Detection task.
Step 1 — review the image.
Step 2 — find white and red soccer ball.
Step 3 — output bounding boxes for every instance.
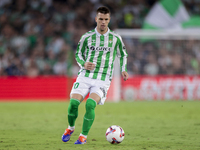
[105,125,125,144]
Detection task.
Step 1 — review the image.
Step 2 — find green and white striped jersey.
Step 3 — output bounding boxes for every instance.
[76,28,128,82]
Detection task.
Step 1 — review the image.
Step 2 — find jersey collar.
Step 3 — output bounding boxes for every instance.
[95,27,110,37]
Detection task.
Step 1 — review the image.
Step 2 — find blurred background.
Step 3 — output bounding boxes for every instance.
[0,0,200,101]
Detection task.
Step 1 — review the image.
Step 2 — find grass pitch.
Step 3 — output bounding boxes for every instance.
[0,101,200,150]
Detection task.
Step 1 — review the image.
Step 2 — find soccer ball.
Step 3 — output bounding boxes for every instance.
[105,125,125,144]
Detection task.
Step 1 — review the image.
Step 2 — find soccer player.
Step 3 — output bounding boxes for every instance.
[61,6,129,144]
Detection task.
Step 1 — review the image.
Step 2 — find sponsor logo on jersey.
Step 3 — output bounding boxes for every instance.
[89,46,111,51]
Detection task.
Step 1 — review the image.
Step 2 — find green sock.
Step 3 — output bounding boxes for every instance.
[82,98,97,136]
[68,98,80,127]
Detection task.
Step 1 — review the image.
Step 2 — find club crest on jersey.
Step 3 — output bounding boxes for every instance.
[89,46,111,52]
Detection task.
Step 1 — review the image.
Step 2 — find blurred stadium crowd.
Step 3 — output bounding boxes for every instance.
[125,39,200,76]
[0,0,200,76]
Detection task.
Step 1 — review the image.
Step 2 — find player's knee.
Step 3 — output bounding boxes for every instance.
[85,98,96,110]
[68,99,80,112]
[71,93,83,100]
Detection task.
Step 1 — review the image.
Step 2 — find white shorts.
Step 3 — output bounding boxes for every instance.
[70,76,111,105]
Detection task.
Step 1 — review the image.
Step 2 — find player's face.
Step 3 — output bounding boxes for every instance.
[95,12,110,34]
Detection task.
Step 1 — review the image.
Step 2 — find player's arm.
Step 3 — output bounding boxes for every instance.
[75,36,95,71]
[75,36,87,68]
[116,37,129,81]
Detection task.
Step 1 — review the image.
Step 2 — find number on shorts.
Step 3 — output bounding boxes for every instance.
[74,82,79,89]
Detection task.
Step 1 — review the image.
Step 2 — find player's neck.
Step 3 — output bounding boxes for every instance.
[97,28,108,35]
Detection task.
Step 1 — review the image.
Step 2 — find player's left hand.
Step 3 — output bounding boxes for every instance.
[122,71,129,81]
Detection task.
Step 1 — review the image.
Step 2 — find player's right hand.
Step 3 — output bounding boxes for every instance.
[84,62,96,70]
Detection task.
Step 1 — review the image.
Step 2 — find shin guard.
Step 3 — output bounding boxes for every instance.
[82,98,97,136]
[68,98,80,127]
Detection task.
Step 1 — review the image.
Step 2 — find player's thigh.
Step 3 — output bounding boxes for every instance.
[71,93,83,101]
[90,80,110,105]
[88,93,101,104]
[70,77,90,101]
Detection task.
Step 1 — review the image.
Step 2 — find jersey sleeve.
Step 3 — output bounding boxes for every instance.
[116,36,128,72]
[75,35,87,68]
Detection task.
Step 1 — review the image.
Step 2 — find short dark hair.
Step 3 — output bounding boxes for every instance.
[96,6,111,15]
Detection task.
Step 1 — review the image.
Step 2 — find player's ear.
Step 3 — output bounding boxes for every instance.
[95,16,97,23]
